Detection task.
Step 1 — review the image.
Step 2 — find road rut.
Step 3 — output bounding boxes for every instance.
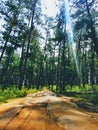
[0,90,98,130]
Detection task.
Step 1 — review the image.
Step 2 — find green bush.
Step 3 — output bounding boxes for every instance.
[75,92,98,105]
[89,93,98,104]
[0,87,39,103]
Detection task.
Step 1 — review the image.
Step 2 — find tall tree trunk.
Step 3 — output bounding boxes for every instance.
[56,42,61,91]
[61,39,66,91]
[85,0,98,57]
[2,52,12,90]
[0,27,12,62]
[90,43,95,90]
[18,0,38,89]
[18,38,25,89]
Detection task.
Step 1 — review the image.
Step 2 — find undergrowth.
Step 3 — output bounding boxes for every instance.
[75,92,98,105]
[66,85,98,105]
[0,87,38,103]
[49,84,98,105]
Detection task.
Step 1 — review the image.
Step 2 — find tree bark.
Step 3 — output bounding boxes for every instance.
[18,0,38,90]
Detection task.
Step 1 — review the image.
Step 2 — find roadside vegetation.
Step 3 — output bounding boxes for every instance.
[68,85,98,105]
[0,86,38,103]
[50,85,98,105]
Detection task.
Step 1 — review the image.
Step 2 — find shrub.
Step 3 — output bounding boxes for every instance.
[0,87,39,103]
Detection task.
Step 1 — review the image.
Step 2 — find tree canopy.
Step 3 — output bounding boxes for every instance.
[0,0,98,91]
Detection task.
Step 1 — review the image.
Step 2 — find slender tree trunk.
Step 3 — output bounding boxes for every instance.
[56,43,61,92]
[85,0,96,89]
[61,39,66,91]
[18,39,25,89]
[90,43,95,90]
[85,0,98,57]
[0,27,12,62]
[18,0,37,89]
[2,52,12,90]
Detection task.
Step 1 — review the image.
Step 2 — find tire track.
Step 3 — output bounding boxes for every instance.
[0,105,24,130]
[0,90,98,130]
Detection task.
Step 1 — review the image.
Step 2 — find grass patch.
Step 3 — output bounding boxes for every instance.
[66,84,94,92]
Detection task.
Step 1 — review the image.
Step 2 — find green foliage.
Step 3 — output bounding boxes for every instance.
[49,85,57,91]
[66,84,95,92]
[67,85,98,104]
[0,87,38,103]
[75,92,98,105]
[49,85,98,105]
[0,0,98,92]
[89,93,98,104]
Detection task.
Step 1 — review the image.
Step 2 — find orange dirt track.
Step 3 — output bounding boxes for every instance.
[0,90,98,130]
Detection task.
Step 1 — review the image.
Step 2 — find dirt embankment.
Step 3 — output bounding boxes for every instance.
[0,90,98,130]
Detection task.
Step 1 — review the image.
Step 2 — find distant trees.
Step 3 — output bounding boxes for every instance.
[71,0,98,88]
[0,0,98,91]
[0,0,42,89]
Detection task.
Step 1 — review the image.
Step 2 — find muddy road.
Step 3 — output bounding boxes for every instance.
[0,90,98,130]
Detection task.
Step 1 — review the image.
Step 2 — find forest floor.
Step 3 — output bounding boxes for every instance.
[0,89,98,130]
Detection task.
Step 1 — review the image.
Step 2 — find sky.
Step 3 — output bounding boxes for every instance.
[0,0,58,30]
[41,0,58,17]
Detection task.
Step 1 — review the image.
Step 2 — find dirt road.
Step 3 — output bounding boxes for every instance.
[0,90,98,130]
